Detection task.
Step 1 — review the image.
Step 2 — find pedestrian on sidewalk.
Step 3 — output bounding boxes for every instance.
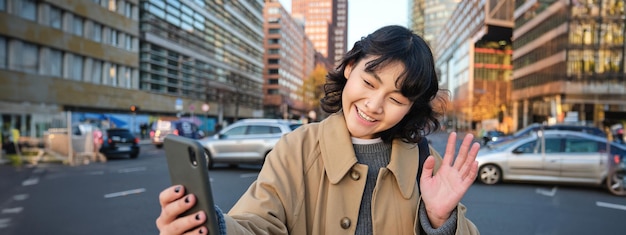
[156,25,480,235]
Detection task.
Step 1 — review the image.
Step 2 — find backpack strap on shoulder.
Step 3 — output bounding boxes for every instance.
[416,137,430,187]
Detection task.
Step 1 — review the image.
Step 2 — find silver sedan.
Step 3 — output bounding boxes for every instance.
[476,130,626,196]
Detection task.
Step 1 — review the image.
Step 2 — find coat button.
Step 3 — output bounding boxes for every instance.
[350,170,360,180]
[340,217,351,229]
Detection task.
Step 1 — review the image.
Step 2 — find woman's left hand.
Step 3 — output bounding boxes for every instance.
[419,132,479,228]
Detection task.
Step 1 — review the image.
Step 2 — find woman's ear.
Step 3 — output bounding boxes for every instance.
[343,62,354,80]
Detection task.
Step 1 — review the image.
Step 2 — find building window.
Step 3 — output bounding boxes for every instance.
[268,69,279,74]
[268,59,279,64]
[109,64,117,86]
[73,15,83,36]
[125,34,132,50]
[110,29,117,46]
[108,0,116,12]
[18,42,39,73]
[92,22,102,42]
[92,59,102,84]
[47,48,63,76]
[0,0,5,11]
[20,0,37,21]
[124,67,132,88]
[49,6,62,29]
[268,39,280,44]
[269,28,280,34]
[124,2,132,18]
[70,54,83,80]
[0,37,5,69]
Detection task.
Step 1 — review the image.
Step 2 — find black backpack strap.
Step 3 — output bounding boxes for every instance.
[416,137,430,187]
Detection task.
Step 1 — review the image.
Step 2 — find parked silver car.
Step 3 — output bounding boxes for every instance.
[476,130,626,196]
[198,119,302,168]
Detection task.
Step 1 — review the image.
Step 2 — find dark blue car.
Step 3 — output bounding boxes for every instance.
[100,128,140,159]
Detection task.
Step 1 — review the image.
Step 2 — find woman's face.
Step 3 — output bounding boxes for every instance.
[342,57,412,139]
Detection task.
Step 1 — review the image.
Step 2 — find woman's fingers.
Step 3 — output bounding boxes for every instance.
[159,185,185,207]
[458,142,480,179]
[442,132,458,166]
[453,134,475,171]
[156,186,205,234]
[159,210,207,235]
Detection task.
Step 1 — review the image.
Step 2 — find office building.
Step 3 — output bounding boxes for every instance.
[292,0,347,67]
[512,0,626,129]
[140,0,266,125]
[410,0,460,49]
[0,0,140,138]
[263,0,316,119]
[434,0,515,132]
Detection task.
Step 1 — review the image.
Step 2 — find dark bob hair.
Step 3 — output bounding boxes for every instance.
[320,25,445,143]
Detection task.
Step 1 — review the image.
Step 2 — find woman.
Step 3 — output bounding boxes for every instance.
[157,25,480,234]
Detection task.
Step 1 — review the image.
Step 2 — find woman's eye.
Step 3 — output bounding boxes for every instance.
[363,79,374,88]
[390,97,405,105]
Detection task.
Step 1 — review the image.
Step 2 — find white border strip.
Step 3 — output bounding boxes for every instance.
[104,188,146,199]
[596,201,626,211]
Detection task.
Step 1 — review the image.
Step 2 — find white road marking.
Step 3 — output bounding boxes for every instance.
[2,207,23,214]
[117,167,147,173]
[536,186,557,197]
[596,201,626,211]
[13,194,28,201]
[22,178,39,186]
[240,173,259,178]
[104,188,146,198]
[87,171,104,175]
[0,218,11,228]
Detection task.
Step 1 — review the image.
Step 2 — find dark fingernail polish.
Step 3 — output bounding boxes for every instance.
[199,228,204,234]
[195,213,201,220]
[174,186,181,193]
[185,195,190,203]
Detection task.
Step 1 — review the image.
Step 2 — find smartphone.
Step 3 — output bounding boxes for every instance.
[164,135,220,234]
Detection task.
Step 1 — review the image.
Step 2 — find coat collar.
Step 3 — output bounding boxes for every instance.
[319,112,419,199]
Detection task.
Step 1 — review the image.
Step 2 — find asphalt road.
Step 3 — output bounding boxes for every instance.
[0,131,624,235]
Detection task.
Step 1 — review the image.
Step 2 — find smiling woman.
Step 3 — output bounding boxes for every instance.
[156,25,480,235]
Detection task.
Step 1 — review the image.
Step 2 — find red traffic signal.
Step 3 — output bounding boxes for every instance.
[130,105,139,112]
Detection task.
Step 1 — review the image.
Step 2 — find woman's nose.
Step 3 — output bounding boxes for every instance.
[364,99,383,114]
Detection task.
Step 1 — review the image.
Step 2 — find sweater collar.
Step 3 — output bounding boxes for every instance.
[319,112,419,199]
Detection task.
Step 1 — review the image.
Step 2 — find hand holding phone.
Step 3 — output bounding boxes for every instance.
[164,135,220,234]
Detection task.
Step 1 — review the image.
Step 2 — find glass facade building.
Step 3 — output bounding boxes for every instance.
[140,0,265,123]
[512,0,626,129]
[434,0,515,132]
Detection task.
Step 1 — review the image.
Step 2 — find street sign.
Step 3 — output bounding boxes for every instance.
[175,98,183,111]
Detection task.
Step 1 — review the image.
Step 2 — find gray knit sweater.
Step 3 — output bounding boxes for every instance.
[353,141,457,235]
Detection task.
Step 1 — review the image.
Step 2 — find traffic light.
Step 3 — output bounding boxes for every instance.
[130,105,139,112]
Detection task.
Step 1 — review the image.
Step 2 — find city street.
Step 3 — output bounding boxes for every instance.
[0,131,625,235]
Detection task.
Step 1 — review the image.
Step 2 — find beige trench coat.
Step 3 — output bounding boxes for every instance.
[224,112,479,234]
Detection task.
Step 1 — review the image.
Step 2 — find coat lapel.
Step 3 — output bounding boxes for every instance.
[319,112,358,184]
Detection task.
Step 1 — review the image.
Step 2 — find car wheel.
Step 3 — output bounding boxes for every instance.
[130,153,139,159]
[155,144,163,149]
[204,149,214,169]
[606,168,626,196]
[478,164,501,185]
